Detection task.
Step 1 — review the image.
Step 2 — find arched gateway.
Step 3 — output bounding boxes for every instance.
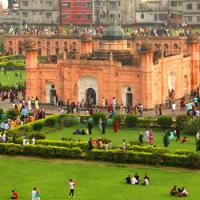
[78,76,98,105]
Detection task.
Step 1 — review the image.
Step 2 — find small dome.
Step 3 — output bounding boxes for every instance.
[103,26,125,40]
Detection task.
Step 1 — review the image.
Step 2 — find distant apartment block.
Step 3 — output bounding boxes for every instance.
[61,0,94,25]
[19,0,60,24]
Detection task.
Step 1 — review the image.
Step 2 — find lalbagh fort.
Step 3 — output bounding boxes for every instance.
[2,0,200,199]
[3,25,200,109]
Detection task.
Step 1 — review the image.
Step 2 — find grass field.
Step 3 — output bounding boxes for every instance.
[0,156,199,200]
[0,70,25,85]
[45,126,196,152]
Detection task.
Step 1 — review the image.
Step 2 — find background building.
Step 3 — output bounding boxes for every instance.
[61,0,94,25]
[19,0,60,24]
[94,0,137,25]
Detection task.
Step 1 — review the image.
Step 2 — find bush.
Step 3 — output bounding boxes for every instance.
[176,115,189,129]
[32,120,44,132]
[44,116,57,127]
[125,115,139,127]
[7,108,20,120]
[0,143,82,159]
[184,118,200,135]
[139,117,153,128]
[113,114,124,124]
[157,115,173,128]
[92,112,107,125]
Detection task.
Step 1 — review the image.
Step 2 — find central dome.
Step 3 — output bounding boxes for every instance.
[103,26,125,40]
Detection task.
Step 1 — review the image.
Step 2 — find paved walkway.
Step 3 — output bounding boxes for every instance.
[0,99,186,117]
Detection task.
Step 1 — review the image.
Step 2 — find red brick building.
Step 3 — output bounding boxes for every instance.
[61,0,93,25]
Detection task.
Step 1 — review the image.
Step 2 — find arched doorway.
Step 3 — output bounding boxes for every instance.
[86,88,96,105]
[46,83,56,103]
[78,76,98,105]
[122,86,133,106]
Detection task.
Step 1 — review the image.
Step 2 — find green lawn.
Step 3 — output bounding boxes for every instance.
[0,156,199,200]
[0,70,25,85]
[45,126,196,152]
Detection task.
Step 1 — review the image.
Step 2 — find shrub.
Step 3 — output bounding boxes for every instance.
[58,114,80,128]
[7,108,20,120]
[32,120,44,132]
[139,117,153,128]
[125,115,139,127]
[157,115,173,128]
[45,116,57,127]
[184,118,200,135]
[92,112,107,125]
[113,114,124,124]
[176,115,189,129]
[0,143,82,159]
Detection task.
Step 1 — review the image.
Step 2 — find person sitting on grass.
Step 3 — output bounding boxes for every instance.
[170,185,178,196]
[181,137,188,144]
[125,175,131,184]
[134,173,140,183]
[142,173,149,186]
[73,129,81,135]
[178,187,188,197]
[11,190,18,199]
[131,176,139,185]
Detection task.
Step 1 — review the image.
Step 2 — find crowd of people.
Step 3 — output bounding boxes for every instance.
[0,96,45,134]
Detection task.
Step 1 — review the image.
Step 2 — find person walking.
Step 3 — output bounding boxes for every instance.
[149,129,154,145]
[88,121,93,135]
[163,132,169,147]
[32,187,37,200]
[171,102,176,116]
[68,179,75,198]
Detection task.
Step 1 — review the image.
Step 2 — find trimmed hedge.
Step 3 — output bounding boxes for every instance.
[157,115,173,128]
[176,114,189,129]
[0,143,82,159]
[125,115,139,127]
[87,149,200,168]
[92,112,106,125]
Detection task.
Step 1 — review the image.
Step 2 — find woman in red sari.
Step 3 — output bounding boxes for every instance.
[113,121,119,133]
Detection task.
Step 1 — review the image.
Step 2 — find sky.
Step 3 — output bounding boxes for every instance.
[1,0,8,8]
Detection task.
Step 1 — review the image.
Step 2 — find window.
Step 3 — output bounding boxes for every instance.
[187,3,192,10]
[77,2,81,7]
[46,13,52,19]
[188,16,192,22]
[118,14,120,18]
[22,1,28,6]
[63,14,70,19]
[86,2,92,8]
[22,12,28,17]
[77,14,81,19]
[171,1,177,7]
[86,14,92,20]
[141,14,144,19]
[197,16,200,22]
[197,4,200,10]
[46,1,52,6]
[63,2,71,8]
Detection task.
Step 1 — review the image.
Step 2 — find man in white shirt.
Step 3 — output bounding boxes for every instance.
[69,179,75,197]
[32,187,37,200]
[131,177,138,185]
